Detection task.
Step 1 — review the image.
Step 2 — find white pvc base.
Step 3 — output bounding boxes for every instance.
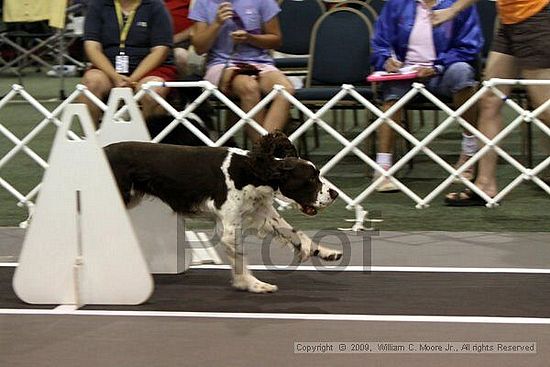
[187,230,223,265]
[129,197,191,273]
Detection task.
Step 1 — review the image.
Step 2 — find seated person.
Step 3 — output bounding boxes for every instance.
[189,0,294,142]
[371,0,483,192]
[79,0,177,127]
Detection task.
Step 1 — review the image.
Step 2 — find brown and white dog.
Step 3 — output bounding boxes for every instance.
[104,132,341,293]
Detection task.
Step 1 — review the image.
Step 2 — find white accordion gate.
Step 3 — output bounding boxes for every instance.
[0,79,549,230]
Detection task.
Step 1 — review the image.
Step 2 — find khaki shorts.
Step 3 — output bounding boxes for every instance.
[492,3,550,69]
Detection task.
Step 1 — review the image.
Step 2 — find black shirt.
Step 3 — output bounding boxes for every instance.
[84,0,174,72]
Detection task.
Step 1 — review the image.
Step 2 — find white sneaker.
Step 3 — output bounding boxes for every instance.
[376,177,399,192]
[46,65,78,77]
[373,165,400,193]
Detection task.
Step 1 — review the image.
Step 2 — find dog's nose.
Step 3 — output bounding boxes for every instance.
[329,189,338,200]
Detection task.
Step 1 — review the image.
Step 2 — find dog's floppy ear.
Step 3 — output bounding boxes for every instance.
[254,130,298,159]
[249,131,298,181]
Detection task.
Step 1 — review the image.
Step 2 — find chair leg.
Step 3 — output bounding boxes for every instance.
[419,110,425,129]
[299,133,310,159]
[311,109,320,148]
[526,120,533,168]
[520,96,534,168]
[402,111,414,172]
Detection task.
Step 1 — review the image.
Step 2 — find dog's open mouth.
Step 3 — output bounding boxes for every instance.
[301,204,318,216]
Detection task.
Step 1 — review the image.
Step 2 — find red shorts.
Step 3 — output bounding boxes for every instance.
[87,64,178,82]
[144,65,178,82]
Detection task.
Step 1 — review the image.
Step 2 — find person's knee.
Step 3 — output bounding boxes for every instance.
[278,78,295,96]
[235,79,261,102]
[478,90,502,113]
[81,70,111,97]
[446,62,475,87]
[174,48,189,72]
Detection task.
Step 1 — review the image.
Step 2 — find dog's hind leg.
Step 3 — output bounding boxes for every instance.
[218,217,278,293]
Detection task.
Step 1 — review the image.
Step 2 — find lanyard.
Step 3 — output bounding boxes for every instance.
[114,0,141,50]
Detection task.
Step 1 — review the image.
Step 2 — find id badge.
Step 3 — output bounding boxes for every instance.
[115,53,129,74]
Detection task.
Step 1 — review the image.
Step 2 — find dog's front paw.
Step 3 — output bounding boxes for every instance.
[313,246,342,262]
[295,247,311,262]
[233,274,278,293]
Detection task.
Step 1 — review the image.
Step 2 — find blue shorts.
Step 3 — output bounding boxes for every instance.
[380,62,477,102]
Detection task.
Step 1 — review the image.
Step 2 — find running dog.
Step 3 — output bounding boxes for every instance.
[104,132,341,293]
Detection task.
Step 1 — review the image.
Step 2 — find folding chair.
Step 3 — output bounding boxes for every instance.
[0,21,58,75]
[274,0,326,75]
[333,0,379,26]
[0,1,86,98]
[365,0,385,14]
[293,8,374,150]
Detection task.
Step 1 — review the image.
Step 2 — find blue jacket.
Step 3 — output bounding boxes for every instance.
[371,0,484,72]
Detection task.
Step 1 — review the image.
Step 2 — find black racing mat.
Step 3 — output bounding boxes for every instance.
[0,268,56,309]
[2,267,550,317]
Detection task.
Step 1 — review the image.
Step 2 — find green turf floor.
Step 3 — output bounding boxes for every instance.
[0,74,549,231]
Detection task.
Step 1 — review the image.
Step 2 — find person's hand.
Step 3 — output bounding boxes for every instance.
[215,2,233,26]
[416,67,437,78]
[384,57,403,72]
[432,7,457,26]
[231,29,249,44]
[113,74,132,88]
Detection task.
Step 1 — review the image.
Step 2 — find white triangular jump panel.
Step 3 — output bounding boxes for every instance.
[97,88,192,273]
[13,104,153,305]
[97,87,151,146]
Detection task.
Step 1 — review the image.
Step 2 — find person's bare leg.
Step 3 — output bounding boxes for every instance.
[446,52,517,202]
[378,100,401,154]
[522,67,550,127]
[523,67,550,181]
[136,76,171,120]
[174,47,189,78]
[473,52,517,197]
[258,70,295,132]
[452,85,479,178]
[453,85,478,129]
[78,69,114,127]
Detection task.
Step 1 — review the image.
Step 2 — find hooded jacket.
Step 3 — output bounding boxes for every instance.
[371,0,484,73]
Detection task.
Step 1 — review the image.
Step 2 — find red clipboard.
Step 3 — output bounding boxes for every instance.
[367,71,418,82]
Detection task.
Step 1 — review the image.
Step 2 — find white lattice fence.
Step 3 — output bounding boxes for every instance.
[0,79,549,230]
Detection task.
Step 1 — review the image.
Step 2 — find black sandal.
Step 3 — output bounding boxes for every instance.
[444,188,487,207]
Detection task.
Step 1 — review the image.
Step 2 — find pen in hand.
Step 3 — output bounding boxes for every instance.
[385,50,403,73]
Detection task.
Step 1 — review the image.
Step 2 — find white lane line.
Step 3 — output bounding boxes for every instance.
[1,308,550,324]
[3,262,550,273]
[191,264,550,274]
